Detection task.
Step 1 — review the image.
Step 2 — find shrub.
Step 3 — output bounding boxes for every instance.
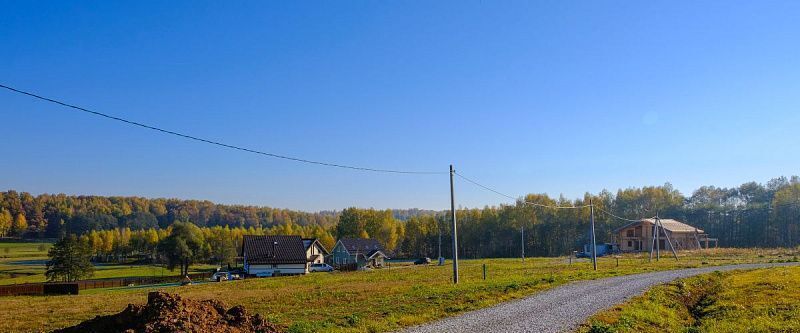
[588,322,616,333]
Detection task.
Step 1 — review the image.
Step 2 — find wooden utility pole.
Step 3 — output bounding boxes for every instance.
[521,225,525,262]
[659,217,679,260]
[590,198,597,271]
[449,164,459,284]
[438,217,443,265]
[655,215,661,261]
[649,218,657,262]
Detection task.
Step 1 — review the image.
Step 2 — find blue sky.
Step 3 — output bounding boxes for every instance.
[2,1,799,211]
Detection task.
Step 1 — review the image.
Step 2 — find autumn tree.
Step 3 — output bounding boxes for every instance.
[157,222,206,276]
[11,213,27,237]
[0,209,11,237]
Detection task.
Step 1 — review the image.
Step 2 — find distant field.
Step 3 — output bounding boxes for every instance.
[0,241,52,283]
[0,242,213,285]
[1,247,798,333]
[580,265,800,333]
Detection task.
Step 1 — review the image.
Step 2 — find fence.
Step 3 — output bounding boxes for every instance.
[0,272,214,297]
[333,263,358,271]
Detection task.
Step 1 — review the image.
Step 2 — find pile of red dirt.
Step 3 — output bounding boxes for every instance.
[52,291,283,333]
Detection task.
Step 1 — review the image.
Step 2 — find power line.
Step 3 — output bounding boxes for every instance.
[0,83,446,175]
[595,207,649,222]
[454,171,592,209]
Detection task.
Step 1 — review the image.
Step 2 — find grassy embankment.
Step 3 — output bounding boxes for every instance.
[0,242,212,285]
[580,264,800,333]
[1,247,799,333]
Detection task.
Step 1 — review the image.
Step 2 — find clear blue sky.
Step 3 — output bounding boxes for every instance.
[2,2,799,211]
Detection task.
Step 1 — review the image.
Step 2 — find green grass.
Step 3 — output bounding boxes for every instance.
[0,241,52,283]
[0,242,213,285]
[580,265,800,333]
[1,247,798,333]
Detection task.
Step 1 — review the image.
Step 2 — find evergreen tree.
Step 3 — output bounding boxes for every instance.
[45,235,94,282]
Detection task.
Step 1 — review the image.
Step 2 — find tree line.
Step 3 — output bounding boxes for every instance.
[9,175,800,261]
[45,222,338,281]
[0,191,432,239]
[420,176,800,258]
[329,176,800,259]
[78,223,335,265]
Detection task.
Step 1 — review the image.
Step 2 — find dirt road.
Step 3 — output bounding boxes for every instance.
[399,262,798,333]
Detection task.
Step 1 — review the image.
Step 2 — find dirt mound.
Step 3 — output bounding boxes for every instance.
[52,291,283,333]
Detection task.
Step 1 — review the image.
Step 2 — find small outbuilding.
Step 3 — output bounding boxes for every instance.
[242,235,309,276]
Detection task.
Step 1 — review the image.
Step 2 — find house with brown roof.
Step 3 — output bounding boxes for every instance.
[330,238,389,268]
[613,218,717,252]
[242,235,309,276]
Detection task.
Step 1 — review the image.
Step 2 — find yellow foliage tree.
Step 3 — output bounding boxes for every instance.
[11,213,27,236]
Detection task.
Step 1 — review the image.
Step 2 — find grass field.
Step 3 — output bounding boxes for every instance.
[1,247,798,333]
[0,242,213,285]
[580,265,800,333]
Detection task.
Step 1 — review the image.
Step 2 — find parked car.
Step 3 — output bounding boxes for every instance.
[309,263,334,272]
[414,257,432,265]
[210,271,241,282]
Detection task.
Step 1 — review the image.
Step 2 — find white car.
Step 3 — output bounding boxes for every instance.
[210,271,240,282]
[309,263,334,272]
[210,272,228,282]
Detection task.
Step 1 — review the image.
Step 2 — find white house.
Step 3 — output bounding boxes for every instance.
[242,235,309,276]
[302,238,330,265]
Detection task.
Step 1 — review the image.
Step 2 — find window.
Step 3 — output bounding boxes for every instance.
[627,241,632,247]
[626,229,634,237]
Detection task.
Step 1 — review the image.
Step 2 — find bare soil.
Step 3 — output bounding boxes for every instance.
[51,291,283,333]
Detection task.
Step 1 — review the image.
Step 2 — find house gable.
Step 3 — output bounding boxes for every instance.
[337,238,389,258]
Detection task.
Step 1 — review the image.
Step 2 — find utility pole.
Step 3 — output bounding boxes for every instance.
[590,198,597,271]
[659,216,679,260]
[437,219,443,265]
[449,164,459,284]
[655,214,661,261]
[649,217,658,262]
[521,225,525,262]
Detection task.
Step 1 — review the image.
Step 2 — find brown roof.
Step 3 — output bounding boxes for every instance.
[242,235,307,265]
[614,218,704,234]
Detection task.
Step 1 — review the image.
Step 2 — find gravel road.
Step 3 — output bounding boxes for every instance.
[399,262,799,333]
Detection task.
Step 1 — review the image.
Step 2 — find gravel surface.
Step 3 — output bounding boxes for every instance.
[399,262,799,333]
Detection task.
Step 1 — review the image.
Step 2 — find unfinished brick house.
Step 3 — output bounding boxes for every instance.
[614,218,717,252]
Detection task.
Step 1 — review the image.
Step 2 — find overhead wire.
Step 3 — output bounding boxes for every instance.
[595,207,648,222]
[0,83,446,175]
[454,171,592,209]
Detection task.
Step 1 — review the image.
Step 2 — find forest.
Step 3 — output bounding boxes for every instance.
[1,175,799,259]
